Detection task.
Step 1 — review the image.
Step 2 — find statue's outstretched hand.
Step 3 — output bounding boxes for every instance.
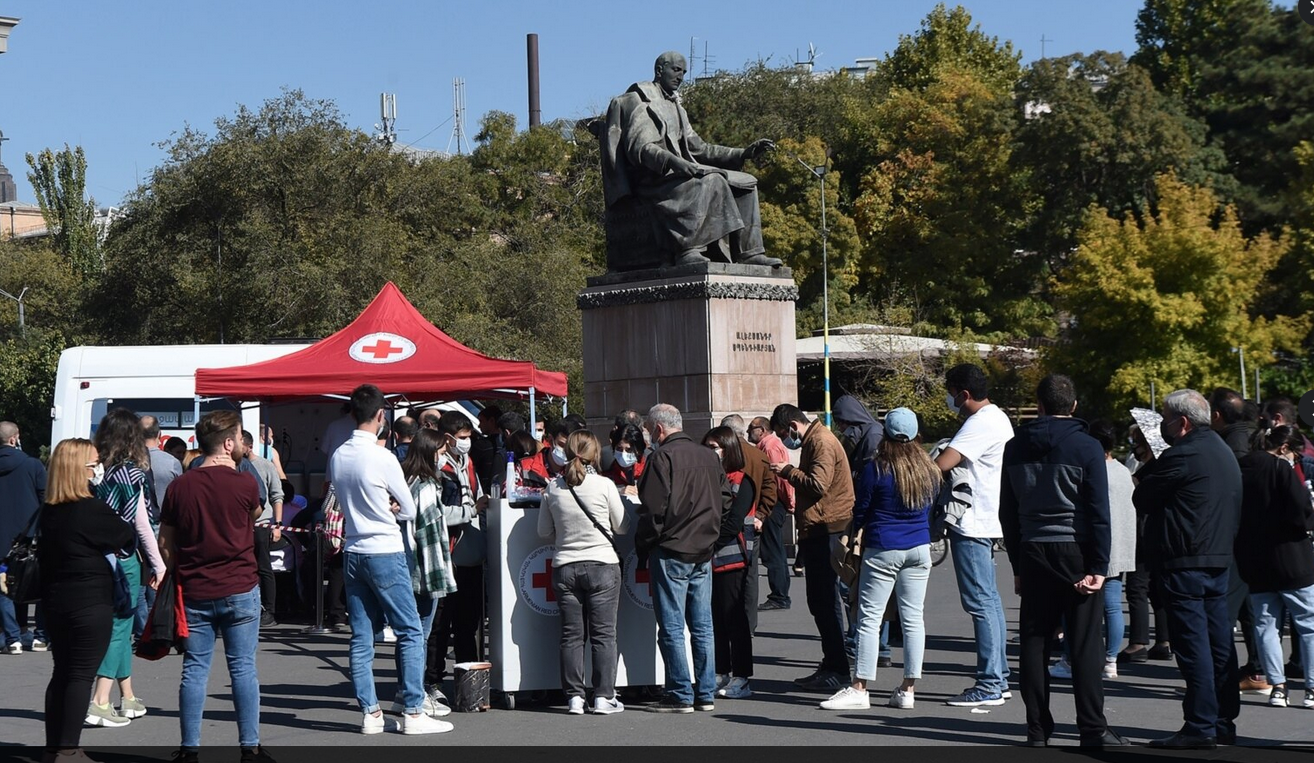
[745,138,776,162]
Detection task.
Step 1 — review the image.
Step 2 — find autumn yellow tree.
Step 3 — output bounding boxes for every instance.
[1050,173,1307,415]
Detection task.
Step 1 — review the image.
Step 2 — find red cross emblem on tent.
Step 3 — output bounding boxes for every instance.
[349,332,417,365]
[517,545,559,616]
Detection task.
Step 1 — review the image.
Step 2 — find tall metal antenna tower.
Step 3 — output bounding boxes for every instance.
[448,78,470,155]
[702,40,715,78]
[376,93,398,146]
[688,36,698,85]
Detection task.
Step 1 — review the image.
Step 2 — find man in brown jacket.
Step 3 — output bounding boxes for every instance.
[768,404,854,690]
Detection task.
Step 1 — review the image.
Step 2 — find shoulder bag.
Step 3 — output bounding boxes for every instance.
[1,508,42,603]
[567,483,618,553]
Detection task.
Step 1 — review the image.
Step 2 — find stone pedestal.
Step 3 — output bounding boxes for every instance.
[578,262,799,437]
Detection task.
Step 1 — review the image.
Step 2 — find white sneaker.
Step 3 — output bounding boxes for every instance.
[1103,660,1118,679]
[361,710,386,735]
[820,686,870,710]
[390,695,452,718]
[1001,689,1013,700]
[1049,658,1072,679]
[400,712,453,735]
[717,676,752,699]
[887,688,915,709]
[425,686,452,717]
[5,642,21,655]
[382,626,397,643]
[30,638,48,652]
[1303,693,1314,710]
[593,696,624,715]
[567,696,586,715]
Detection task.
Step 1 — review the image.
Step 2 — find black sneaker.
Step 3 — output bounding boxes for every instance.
[758,600,789,612]
[877,656,894,669]
[241,747,277,763]
[694,699,715,712]
[260,611,277,628]
[1147,643,1174,660]
[793,668,825,687]
[799,670,847,691]
[1080,729,1131,748]
[646,695,694,714]
[172,750,200,763]
[1117,647,1148,664]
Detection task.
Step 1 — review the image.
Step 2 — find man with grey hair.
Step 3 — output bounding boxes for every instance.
[720,414,747,440]
[638,404,732,713]
[605,51,780,267]
[1133,389,1243,749]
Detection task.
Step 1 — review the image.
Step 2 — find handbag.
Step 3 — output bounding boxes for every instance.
[1,509,42,604]
[567,484,618,553]
[450,518,487,567]
[834,523,864,587]
[107,553,135,618]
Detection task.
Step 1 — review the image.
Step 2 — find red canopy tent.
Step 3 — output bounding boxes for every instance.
[195,282,569,405]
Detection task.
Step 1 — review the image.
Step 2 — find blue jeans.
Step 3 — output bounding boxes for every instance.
[1158,567,1238,738]
[650,548,715,705]
[1251,585,1314,689]
[180,585,261,749]
[950,533,1010,693]
[855,544,931,681]
[0,592,19,645]
[1103,577,1124,661]
[345,552,425,714]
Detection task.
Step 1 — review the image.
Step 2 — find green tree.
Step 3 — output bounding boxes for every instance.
[1050,173,1308,416]
[1012,51,1224,273]
[1131,0,1270,103]
[0,329,65,453]
[25,145,101,278]
[881,3,1022,95]
[852,67,1047,339]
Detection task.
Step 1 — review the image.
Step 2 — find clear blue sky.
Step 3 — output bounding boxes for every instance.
[0,1,1142,206]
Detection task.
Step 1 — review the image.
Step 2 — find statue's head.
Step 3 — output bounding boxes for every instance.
[654,51,687,95]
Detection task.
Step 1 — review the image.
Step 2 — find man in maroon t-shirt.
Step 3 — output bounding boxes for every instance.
[159,410,271,762]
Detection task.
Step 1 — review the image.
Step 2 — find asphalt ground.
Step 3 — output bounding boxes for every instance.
[2,552,1313,751]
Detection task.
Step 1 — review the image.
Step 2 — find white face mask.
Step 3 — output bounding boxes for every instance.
[615,450,638,469]
[551,445,568,466]
[945,393,962,416]
[90,462,106,486]
[452,436,472,457]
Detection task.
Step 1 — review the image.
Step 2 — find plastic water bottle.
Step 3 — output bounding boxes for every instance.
[505,451,518,502]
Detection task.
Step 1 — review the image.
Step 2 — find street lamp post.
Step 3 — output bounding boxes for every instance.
[0,285,28,337]
[1232,346,1247,399]
[789,153,832,426]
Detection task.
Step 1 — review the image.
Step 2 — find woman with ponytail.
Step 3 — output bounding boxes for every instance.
[538,430,630,715]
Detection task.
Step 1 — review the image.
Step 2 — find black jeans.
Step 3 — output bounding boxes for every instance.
[1126,566,1170,646]
[555,561,621,699]
[254,526,277,614]
[1158,567,1240,738]
[44,603,113,750]
[1018,542,1109,742]
[800,532,848,675]
[760,505,791,607]
[326,551,346,624]
[428,564,484,685]
[712,567,754,677]
[744,536,761,633]
[1227,560,1257,672]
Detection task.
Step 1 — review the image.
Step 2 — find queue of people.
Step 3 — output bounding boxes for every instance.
[5,370,1314,759]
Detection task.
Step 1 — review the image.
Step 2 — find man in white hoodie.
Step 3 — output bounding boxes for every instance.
[328,384,451,736]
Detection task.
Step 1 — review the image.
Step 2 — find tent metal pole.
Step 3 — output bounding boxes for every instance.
[562,397,568,417]
[193,396,201,432]
[529,387,537,441]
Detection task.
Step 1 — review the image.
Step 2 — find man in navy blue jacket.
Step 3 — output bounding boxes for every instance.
[1133,389,1243,749]
[1001,375,1124,748]
[0,421,47,653]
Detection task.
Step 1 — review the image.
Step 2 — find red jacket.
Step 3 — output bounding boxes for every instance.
[605,457,646,487]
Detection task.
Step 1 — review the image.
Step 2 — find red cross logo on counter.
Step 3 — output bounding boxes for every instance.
[361,339,403,360]
[531,556,556,603]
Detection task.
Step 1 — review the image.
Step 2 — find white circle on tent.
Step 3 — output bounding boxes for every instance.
[622,551,653,611]
[349,332,416,364]
[517,545,559,616]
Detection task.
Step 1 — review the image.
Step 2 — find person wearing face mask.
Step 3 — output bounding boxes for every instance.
[0,421,46,655]
[400,429,458,719]
[1236,425,1314,711]
[1132,389,1242,749]
[934,364,1015,709]
[430,410,489,704]
[702,427,760,700]
[605,424,647,497]
[544,421,583,479]
[767,404,855,691]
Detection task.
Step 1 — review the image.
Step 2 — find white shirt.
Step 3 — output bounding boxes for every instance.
[328,430,417,554]
[947,403,1014,539]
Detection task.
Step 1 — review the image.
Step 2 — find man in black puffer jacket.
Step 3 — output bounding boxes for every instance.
[1133,389,1243,750]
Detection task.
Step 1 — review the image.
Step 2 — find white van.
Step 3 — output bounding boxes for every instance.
[51,344,480,498]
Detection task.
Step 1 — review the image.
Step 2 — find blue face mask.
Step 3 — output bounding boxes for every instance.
[783,431,802,450]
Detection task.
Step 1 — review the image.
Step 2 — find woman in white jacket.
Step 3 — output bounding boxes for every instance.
[539,430,631,715]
